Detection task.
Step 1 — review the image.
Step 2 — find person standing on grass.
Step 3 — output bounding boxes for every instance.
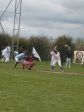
[5,46,11,62]
[1,46,11,62]
[50,48,63,71]
[65,45,72,68]
[1,47,6,62]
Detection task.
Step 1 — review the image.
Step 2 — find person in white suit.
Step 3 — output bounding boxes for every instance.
[1,48,7,62]
[50,49,63,71]
[1,46,11,62]
[5,46,11,62]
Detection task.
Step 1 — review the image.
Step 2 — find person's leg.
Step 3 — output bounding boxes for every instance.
[68,58,71,68]
[50,59,55,70]
[1,55,5,62]
[51,66,54,70]
[5,57,9,62]
[65,58,68,68]
[14,57,19,68]
[58,60,63,71]
[22,63,26,69]
[22,61,27,69]
[50,60,56,70]
[14,62,19,68]
[28,62,34,70]
[5,53,10,62]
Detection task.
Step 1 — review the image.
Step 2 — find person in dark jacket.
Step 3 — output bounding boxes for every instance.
[65,45,72,68]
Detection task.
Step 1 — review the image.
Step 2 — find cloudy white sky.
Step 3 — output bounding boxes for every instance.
[0,0,84,39]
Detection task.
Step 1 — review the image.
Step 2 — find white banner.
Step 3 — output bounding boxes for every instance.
[74,51,84,64]
[32,47,41,61]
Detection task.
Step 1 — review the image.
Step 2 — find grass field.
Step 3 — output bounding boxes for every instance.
[0,61,84,112]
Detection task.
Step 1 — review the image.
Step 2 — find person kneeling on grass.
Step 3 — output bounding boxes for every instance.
[22,53,36,70]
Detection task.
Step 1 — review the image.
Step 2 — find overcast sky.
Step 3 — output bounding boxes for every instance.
[0,0,84,39]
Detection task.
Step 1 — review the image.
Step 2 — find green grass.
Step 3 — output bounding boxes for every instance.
[0,61,84,112]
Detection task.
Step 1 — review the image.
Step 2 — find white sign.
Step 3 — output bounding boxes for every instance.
[74,51,84,64]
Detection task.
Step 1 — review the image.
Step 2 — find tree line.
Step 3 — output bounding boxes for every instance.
[0,33,84,61]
